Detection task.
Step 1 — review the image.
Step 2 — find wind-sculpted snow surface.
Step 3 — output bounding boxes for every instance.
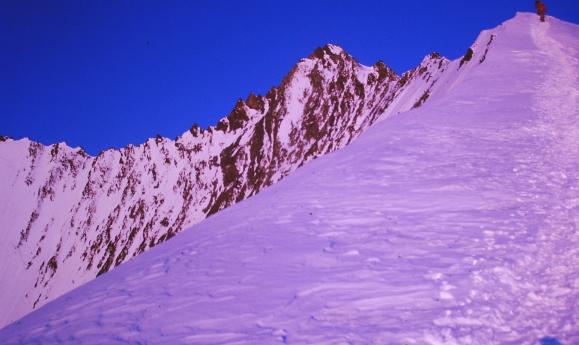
[2,12,579,344]
[0,44,446,327]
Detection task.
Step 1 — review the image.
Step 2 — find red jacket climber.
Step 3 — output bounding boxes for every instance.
[535,0,547,22]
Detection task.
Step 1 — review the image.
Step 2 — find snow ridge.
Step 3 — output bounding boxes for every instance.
[1,12,578,344]
[0,44,448,327]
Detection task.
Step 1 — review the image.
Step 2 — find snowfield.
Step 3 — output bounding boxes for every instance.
[1,12,578,345]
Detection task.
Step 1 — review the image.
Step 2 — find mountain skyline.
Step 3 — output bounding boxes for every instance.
[1,12,578,344]
[0,32,445,328]
[3,1,579,155]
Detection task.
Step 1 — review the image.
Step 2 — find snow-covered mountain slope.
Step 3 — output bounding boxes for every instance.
[2,12,577,344]
[0,40,449,327]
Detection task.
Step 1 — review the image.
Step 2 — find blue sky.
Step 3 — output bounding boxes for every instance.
[2,0,578,155]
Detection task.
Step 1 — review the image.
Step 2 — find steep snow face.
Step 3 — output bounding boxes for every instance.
[0,44,447,326]
[2,12,578,344]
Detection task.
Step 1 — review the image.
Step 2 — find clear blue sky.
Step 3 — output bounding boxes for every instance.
[2,0,578,155]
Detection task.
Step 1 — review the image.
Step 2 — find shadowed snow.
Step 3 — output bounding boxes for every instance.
[1,12,578,345]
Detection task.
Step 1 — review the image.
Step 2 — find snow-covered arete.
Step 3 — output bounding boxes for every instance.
[1,12,578,344]
[0,35,443,328]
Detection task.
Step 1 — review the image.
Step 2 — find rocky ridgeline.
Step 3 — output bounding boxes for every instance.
[0,44,449,326]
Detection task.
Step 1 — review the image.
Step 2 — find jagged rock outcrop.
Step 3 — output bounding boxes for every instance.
[0,43,452,327]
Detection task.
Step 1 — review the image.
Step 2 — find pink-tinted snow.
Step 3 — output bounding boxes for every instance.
[1,12,578,345]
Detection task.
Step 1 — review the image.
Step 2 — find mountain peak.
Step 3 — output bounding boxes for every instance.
[372,60,398,82]
[308,43,350,61]
[324,43,345,55]
[4,13,578,343]
[7,12,574,331]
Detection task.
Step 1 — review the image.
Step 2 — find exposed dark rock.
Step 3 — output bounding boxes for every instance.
[47,256,58,273]
[216,119,228,132]
[430,52,442,59]
[246,93,265,112]
[413,90,431,108]
[189,124,202,137]
[479,35,496,64]
[374,61,397,82]
[50,143,60,160]
[226,100,250,131]
[460,48,474,68]
[1,43,447,315]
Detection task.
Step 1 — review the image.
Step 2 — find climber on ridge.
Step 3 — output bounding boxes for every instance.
[535,0,547,22]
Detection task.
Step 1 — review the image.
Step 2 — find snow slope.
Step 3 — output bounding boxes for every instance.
[0,40,444,327]
[2,12,579,344]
